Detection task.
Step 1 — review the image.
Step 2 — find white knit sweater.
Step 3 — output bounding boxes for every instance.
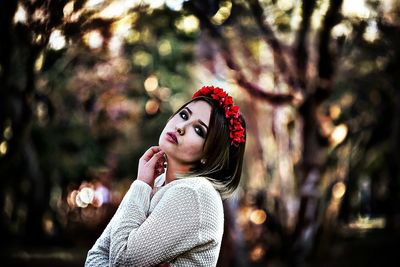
[85,176,224,267]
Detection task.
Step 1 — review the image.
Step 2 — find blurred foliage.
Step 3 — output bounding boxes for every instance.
[36,4,199,181]
[1,0,199,244]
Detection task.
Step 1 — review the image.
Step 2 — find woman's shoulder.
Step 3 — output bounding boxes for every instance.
[167,176,221,201]
[172,176,215,190]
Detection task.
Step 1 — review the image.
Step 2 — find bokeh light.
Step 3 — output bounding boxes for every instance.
[85,0,105,9]
[3,126,12,140]
[250,209,267,225]
[330,124,348,146]
[277,0,294,11]
[42,213,54,235]
[145,99,159,115]
[342,0,372,19]
[63,1,74,17]
[165,0,185,11]
[158,87,172,101]
[363,20,379,42]
[332,21,353,38]
[79,187,95,205]
[144,0,165,9]
[329,104,341,120]
[108,36,123,56]
[132,51,152,67]
[158,40,172,56]
[0,141,8,155]
[332,182,346,200]
[175,15,199,34]
[48,30,66,50]
[211,0,232,25]
[250,245,265,262]
[75,192,89,208]
[84,30,104,49]
[144,75,159,92]
[67,182,111,209]
[13,4,27,24]
[35,53,44,72]
[99,1,126,19]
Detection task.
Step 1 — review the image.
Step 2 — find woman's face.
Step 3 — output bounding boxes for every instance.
[159,100,212,170]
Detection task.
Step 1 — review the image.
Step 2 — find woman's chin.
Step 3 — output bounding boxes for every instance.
[159,140,171,155]
[158,139,165,149]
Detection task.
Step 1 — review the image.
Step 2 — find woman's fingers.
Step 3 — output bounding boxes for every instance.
[155,155,166,167]
[137,146,166,187]
[141,146,162,162]
[146,151,165,167]
[153,152,166,176]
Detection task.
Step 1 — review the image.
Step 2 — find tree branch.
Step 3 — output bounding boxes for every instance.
[189,2,295,105]
[248,0,301,92]
[318,0,343,89]
[295,0,317,89]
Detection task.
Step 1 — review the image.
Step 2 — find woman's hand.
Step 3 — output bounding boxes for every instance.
[137,146,166,187]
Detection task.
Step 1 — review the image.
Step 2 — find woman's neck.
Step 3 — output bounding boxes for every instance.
[164,159,191,184]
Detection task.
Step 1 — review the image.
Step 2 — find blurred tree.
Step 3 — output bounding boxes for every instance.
[335,1,400,229]
[0,0,197,249]
[182,0,345,263]
[0,0,71,244]
[181,0,400,264]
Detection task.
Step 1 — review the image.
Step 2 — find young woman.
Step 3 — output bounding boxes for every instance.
[85,86,246,267]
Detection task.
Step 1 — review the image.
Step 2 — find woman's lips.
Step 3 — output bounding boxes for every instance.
[166,132,178,144]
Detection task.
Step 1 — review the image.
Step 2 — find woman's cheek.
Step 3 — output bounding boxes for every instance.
[184,141,204,160]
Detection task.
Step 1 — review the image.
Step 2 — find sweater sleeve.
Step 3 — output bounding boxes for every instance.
[109,181,201,267]
[85,182,148,267]
[84,221,111,266]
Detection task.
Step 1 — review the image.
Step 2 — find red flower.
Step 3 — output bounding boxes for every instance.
[192,86,245,146]
[224,96,233,106]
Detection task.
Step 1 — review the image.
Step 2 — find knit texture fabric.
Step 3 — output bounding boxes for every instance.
[85,176,224,267]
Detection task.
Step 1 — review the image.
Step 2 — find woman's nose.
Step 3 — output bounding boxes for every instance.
[175,122,186,135]
[176,126,185,135]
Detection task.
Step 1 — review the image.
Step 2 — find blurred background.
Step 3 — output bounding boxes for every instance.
[1,0,400,266]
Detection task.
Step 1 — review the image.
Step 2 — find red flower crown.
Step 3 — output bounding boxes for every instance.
[192,86,245,146]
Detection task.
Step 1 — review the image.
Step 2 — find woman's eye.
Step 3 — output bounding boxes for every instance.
[195,126,205,137]
[179,111,188,120]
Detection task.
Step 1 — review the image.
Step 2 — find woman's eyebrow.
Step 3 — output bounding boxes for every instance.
[185,107,208,130]
[199,120,208,130]
[184,107,192,115]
